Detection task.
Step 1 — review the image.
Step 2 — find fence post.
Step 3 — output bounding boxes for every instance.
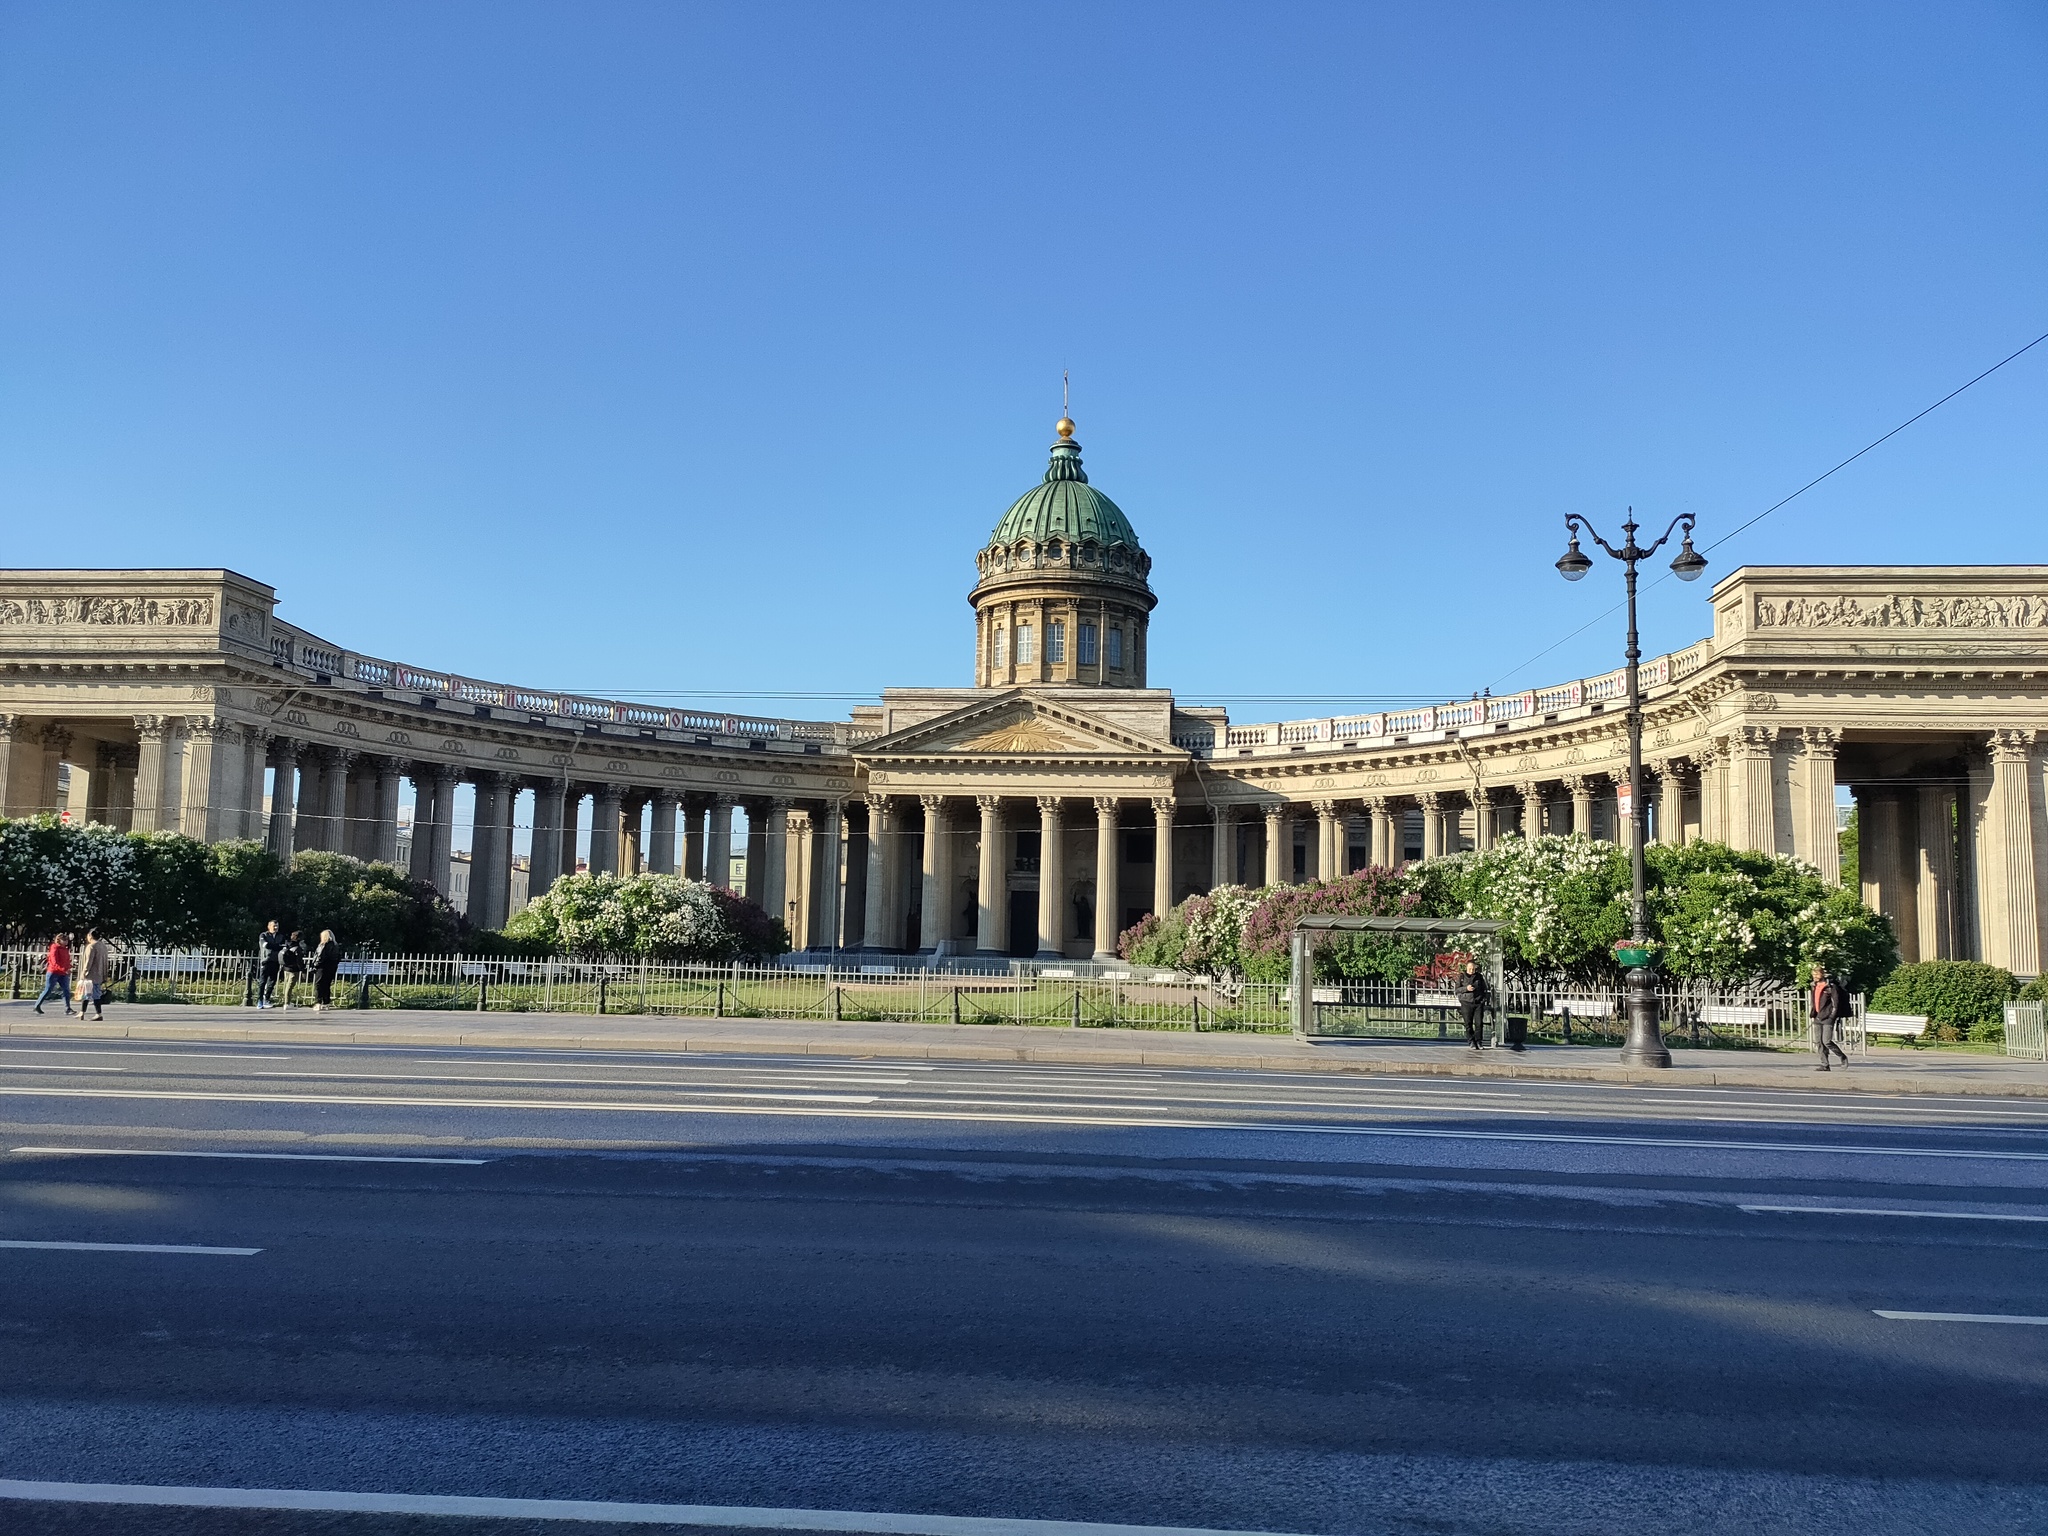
[545,957,554,1013]
[242,956,256,1008]
[832,985,842,1022]
[477,975,488,1013]
[951,986,960,1025]
[8,958,17,1000]
[1072,989,1081,1029]
[716,981,726,1018]
[597,974,608,1015]
[127,962,138,1003]
[1191,997,1200,1032]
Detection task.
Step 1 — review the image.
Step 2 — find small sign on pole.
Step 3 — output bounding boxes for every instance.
[1616,781,1632,820]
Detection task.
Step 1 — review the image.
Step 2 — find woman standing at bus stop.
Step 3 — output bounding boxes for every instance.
[1456,960,1490,1051]
[309,930,342,1014]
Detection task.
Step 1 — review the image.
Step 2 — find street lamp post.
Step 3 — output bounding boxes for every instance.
[1556,509,1707,1068]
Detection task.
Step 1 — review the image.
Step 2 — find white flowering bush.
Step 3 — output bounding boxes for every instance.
[504,871,784,961]
[1412,834,1631,977]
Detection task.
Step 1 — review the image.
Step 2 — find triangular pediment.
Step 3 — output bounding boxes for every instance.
[857,691,1182,762]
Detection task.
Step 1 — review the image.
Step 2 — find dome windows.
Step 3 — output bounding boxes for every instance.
[1107,627,1123,670]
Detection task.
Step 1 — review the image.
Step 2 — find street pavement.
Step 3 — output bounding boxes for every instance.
[0,1028,2045,1534]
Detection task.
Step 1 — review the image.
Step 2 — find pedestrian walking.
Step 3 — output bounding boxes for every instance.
[309,929,342,1013]
[76,929,109,1021]
[256,919,286,1009]
[1456,960,1490,1051]
[33,933,73,1016]
[279,931,306,1009]
[1811,966,1850,1070]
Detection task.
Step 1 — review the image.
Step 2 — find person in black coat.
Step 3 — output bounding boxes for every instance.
[256,920,286,1009]
[1456,961,1490,1050]
[309,930,343,1013]
[1812,967,1850,1070]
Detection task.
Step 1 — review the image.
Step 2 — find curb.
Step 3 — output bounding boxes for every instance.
[5,1014,2044,1100]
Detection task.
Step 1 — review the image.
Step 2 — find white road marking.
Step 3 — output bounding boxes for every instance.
[0,1479,1306,1534]
[12,1146,491,1165]
[0,1239,259,1255]
[1873,1310,2048,1325]
[0,1048,290,1060]
[2,1084,2045,1159]
[1743,1204,2048,1222]
[245,1070,907,1092]
[0,1063,125,1072]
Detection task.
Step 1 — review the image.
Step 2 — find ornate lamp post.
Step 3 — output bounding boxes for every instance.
[1556,510,1707,1067]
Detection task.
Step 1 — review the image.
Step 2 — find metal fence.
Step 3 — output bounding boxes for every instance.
[0,948,1292,1033]
[2006,1001,2047,1062]
[1300,976,1815,1050]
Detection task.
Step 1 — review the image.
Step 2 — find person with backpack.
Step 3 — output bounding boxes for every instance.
[33,933,73,1016]
[256,920,287,1009]
[1811,966,1850,1071]
[279,930,306,1010]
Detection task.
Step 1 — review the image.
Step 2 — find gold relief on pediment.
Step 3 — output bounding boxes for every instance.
[957,714,1094,754]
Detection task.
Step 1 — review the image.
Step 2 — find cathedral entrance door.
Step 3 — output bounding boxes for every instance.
[1007,890,1038,958]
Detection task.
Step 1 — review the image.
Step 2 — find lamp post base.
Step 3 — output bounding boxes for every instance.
[1618,965,1672,1068]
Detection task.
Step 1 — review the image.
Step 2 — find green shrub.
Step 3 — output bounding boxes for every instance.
[2021,977,2048,1002]
[1870,960,2019,1033]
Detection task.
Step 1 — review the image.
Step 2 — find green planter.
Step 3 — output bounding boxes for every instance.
[1613,945,1658,969]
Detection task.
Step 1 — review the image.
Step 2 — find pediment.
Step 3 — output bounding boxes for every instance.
[857,691,1181,761]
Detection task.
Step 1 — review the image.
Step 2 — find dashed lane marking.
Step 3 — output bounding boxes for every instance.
[12,1146,492,1165]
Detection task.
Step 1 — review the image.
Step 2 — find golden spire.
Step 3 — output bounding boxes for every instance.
[1056,369,1075,439]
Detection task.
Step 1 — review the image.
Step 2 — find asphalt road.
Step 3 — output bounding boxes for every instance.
[1,1033,2046,1535]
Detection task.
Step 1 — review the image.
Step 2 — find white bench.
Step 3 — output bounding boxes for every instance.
[1699,1004,1768,1028]
[1546,999,1615,1018]
[1864,1012,1929,1039]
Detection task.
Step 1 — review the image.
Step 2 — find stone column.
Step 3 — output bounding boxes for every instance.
[1860,787,1919,962]
[706,796,735,888]
[1337,808,1358,873]
[589,784,623,875]
[1367,796,1392,866]
[1562,777,1592,839]
[1152,797,1175,918]
[1520,782,1544,841]
[1474,790,1497,851]
[1698,746,1724,844]
[1419,792,1442,861]
[258,738,295,857]
[0,715,31,817]
[428,767,457,894]
[746,806,770,910]
[1978,730,2041,977]
[647,791,678,875]
[918,796,948,955]
[1211,807,1234,890]
[621,794,646,875]
[558,787,584,883]
[406,766,436,883]
[1263,806,1286,886]
[174,720,231,840]
[764,798,792,938]
[371,757,403,864]
[529,779,567,899]
[239,727,269,840]
[682,799,706,880]
[1799,728,1841,880]
[1656,761,1687,847]
[861,795,894,951]
[1732,727,1778,853]
[1093,797,1120,959]
[1305,800,1331,882]
[31,724,69,817]
[809,799,844,952]
[977,796,1005,955]
[1916,785,1957,962]
[1036,797,1066,960]
[84,741,114,825]
[320,749,354,855]
[469,772,512,930]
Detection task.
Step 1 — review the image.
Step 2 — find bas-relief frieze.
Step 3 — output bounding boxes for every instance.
[0,595,217,628]
[1754,593,2048,632]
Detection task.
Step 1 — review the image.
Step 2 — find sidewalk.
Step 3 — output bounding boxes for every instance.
[3,999,2044,1099]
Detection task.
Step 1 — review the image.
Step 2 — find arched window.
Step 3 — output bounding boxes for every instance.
[992,627,1007,669]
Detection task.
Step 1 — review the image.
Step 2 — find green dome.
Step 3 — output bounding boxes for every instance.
[988,437,1141,549]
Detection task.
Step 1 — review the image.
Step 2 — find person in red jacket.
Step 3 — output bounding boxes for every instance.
[34,934,73,1016]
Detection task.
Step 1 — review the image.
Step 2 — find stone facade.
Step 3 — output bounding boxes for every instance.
[2,447,2043,973]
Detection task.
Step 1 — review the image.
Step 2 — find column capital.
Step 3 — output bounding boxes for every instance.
[1093,796,1120,815]
[650,786,680,807]
[770,796,796,814]
[1417,789,1442,810]
[1312,799,1337,817]
[430,761,462,785]
[1363,794,1389,814]
[1037,794,1063,816]
[976,794,1002,814]
[1262,804,1283,825]
[1991,727,2038,762]
[472,767,514,790]
[36,722,73,750]
[1736,724,1778,753]
[1801,725,1842,756]
[269,735,300,763]
[1560,775,1588,794]
[1151,797,1176,816]
[325,745,360,770]
[712,790,739,808]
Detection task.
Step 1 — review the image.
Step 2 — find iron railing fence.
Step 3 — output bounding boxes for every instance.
[0,945,1873,1053]
[2006,1001,2047,1062]
[1300,975,1816,1049]
[0,947,1292,1032]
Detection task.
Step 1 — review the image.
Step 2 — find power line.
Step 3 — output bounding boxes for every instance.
[1485,325,2048,693]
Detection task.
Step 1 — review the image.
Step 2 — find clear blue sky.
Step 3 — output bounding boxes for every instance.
[3,1,2043,723]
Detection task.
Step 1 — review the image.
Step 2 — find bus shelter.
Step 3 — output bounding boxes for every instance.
[1290,915,1511,1044]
